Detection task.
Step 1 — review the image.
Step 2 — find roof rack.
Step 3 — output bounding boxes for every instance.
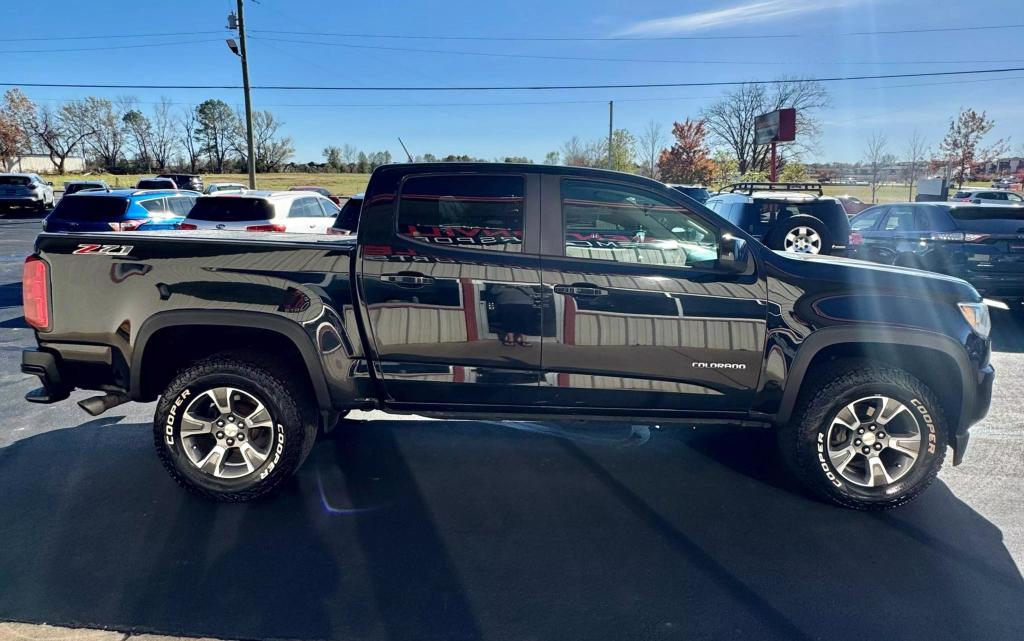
[724,182,823,196]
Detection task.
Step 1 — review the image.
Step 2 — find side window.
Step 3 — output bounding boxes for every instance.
[850,208,885,231]
[881,207,917,232]
[397,174,524,253]
[168,196,195,216]
[1008,193,1023,203]
[319,198,341,217]
[288,197,319,218]
[561,178,718,268]
[140,198,168,214]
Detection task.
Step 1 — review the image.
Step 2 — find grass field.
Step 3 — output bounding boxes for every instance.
[46,172,988,205]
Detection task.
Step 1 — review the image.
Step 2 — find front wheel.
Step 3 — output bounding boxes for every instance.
[779,362,947,509]
[154,352,318,501]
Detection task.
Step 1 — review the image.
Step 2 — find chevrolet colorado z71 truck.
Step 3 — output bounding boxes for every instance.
[21,164,994,509]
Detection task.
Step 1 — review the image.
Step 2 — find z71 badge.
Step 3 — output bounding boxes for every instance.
[72,244,134,256]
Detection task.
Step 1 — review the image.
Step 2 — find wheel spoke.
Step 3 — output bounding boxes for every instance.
[246,401,273,428]
[866,457,894,488]
[180,413,213,437]
[239,442,268,473]
[206,388,231,415]
[196,445,226,476]
[829,447,857,475]
[877,400,910,426]
[888,436,920,459]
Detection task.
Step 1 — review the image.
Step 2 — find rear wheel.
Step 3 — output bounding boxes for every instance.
[769,216,832,255]
[779,362,947,509]
[154,352,318,501]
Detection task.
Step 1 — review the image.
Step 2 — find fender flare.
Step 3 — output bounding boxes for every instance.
[131,309,333,410]
[774,325,974,433]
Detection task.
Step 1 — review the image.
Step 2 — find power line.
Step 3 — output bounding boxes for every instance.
[3,31,226,42]
[249,22,1024,42]
[250,36,1024,67]
[0,39,226,54]
[2,66,1022,92]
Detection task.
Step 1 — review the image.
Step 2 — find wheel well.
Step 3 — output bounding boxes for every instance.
[136,325,318,405]
[798,342,963,437]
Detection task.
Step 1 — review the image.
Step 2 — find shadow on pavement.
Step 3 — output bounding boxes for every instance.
[0,417,1021,641]
[990,307,1024,353]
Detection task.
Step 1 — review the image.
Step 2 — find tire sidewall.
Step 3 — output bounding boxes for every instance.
[156,370,298,496]
[803,379,945,504]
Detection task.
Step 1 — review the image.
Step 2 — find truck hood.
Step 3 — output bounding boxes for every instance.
[768,250,981,303]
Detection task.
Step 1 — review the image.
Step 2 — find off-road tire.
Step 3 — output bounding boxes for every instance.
[769,215,833,256]
[154,351,318,501]
[779,361,947,510]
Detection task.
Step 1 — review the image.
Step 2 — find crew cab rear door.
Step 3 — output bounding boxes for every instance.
[356,169,544,407]
[537,175,767,412]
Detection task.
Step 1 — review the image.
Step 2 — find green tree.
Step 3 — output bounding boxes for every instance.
[938,108,1008,187]
[356,151,370,173]
[605,129,637,172]
[195,99,237,172]
[778,161,807,182]
[323,145,343,171]
[543,150,560,165]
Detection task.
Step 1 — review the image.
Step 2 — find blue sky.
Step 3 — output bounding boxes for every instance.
[10,0,1024,164]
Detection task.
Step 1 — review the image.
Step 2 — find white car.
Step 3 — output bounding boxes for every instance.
[181,191,341,234]
[0,173,55,213]
[952,188,1024,205]
[205,182,247,195]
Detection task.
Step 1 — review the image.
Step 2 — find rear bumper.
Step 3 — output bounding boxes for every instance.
[21,344,124,403]
[21,348,70,403]
[0,196,42,206]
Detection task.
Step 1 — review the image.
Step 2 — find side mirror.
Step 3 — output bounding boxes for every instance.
[719,234,750,273]
[46,181,53,186]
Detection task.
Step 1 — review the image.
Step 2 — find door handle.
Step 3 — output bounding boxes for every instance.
[381,273,435,287]
[553,284,607,297]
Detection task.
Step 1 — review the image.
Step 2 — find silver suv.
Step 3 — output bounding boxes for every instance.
[0,173,55,213]
[952,188,1023,205]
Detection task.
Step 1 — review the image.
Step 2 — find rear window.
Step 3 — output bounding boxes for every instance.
[949,207,1024,221]
[333,198,362,232]
[0,176,31,186]
[953,191,974,199]
[674,186,710,202]
[755,200,844,219]
[50,195,129,221]
[138,179,174,189]
[188,197,274,222]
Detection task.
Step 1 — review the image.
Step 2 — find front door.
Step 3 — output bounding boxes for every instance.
[358,171,544,407]
[537,176,766,412]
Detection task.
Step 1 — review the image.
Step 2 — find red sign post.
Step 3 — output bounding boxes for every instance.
[755,108,796,182]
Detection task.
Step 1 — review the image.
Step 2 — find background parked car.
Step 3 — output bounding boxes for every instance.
[666,184,711,204]
[327,192,363,235]
[63,180,110,196]
[952,188,1024,205]
[0,173,55,213]
[157,173,204,192]
[204,182,247,195]
[288,185,341,205]
[847,202,1024,309]
[137,177,178,190]
[705,183,850,255]
[835,194,870,216]
[180,191,341,233]
[43,189,198,232]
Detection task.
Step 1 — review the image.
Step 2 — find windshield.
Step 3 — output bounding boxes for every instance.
[49,195,129,220]
[187,197,274,221]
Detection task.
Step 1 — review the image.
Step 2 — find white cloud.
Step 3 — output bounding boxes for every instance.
[615,0,861,36]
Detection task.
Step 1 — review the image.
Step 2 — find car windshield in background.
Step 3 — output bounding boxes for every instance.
[674,187,710,202]
[949,207,1024,221]
[188,198,274,221]
[0,176,31,186]
[49,196,129,220]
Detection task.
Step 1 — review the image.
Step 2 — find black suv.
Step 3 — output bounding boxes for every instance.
[706,183,850,255]
[157,173,203,192]
[848,202,1024,308]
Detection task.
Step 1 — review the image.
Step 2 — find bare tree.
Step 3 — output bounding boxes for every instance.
[177,107,201,173]
[150,98,177,171]
[904,130,928,200]
[232,109,294,172]
[68,97,125,171]
[938,108,1008,187]
[636,120,667,178]
[702,78,829,174]
[864,132,889,204]
[561,135,589,167]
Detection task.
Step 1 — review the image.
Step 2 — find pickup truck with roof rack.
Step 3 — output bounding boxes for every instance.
[21,163,994,508]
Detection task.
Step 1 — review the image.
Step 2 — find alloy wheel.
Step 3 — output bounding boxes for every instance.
[180,387,276,479]
[783,226,823,254]
[825,395,923,488]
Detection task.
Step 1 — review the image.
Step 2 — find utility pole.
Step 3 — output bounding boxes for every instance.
[607,101,614,170]
[232,0,257,189]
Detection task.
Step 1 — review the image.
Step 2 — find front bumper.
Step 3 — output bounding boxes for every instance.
[955,360,995,465]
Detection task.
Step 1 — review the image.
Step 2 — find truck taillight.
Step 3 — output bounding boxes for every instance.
[178,222,198,230]
[23,256,50,331]
[849,232,864,246]
[246,224,287,232]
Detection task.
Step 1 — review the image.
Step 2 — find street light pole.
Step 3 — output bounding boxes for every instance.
[607,100,614,170]
[235,0,256,189]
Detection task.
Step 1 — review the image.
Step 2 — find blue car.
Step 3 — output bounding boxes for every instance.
[44,189,198,232]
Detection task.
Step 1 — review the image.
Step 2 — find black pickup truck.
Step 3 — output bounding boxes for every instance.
[20,164,994,509]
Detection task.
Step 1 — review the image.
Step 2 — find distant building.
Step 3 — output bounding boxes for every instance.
[8,154,85,174]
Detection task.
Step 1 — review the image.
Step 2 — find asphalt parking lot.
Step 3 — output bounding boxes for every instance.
[1,214,1023,641]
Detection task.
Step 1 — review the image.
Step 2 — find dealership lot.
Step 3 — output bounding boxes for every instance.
[1,215,1023,639]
